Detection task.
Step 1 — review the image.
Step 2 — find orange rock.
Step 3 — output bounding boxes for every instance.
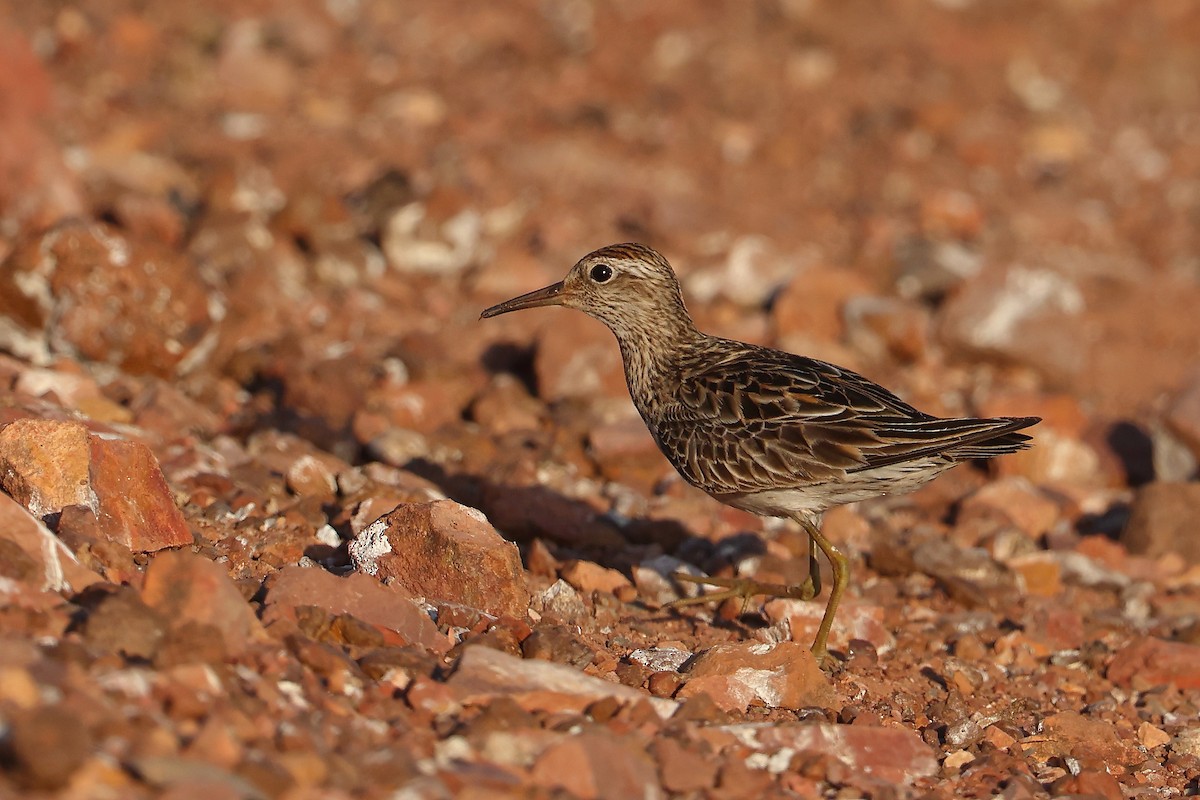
[1108,637,1200,690]
[0,493,101,593]
[560,560,632,596]
[261,566,449,655]
[677,641,835,712]
[349,500,531,618]
[87,435,195,552]
[0,419,96,518]
[530,730,661,800]
[1121,482,1200,565]
[765,598,893,655]
[142,550,267,657]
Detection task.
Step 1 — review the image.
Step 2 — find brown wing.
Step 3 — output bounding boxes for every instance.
[652,343,1038,495]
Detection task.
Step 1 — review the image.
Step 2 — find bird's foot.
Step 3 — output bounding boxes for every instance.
[667,572,820,613]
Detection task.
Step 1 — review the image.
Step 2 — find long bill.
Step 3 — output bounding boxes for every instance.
[479,281,566,318]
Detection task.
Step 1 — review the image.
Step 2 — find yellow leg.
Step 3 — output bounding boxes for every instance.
[799,515,849,667]
[668,516,823,615]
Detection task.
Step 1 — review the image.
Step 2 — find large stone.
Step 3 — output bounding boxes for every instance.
[534,317,626,402]
[1121,482,1200,564]
[85,434,195,552]
[349,500,530,618]
[0,221,217,376]
[1022,711,1144,767]
[0,493,100,593]
[0,419,96,518]
[262,566,449,654]
[0,419,192,553]
[764,598,894,655]
[529,730,663,800]
[447,645,676,719]
[677,641,836,712]
[698,722,937,786]
[142,550,266,658]
[1107,637,1200,691]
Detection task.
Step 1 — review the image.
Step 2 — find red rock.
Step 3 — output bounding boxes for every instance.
[938,265,1085,382]
[651,737,718,793]
[529,730,662,800]
[142,550,266,657]
[677,641,836,712]
[1027,711,1143,767]
[1121,482,1200,564]
[480,482,625,549]
[261,566,449,655]
[773,265,873,346]
[1008,553,1064,597]
[87,434,195,552]
[533,317,627,402]
[349,500,530,618]
[959,477,1061,539]
[469,374,544,434]
[5,705,92,790]
[0,419,96,518]
[919,188,984,239]
[14,367,131,423]
[701,722,937,786]
[0,221,216,377]
[560,560,632,596]
[843,295,930,363]
[0,418,190,552]
[0,493,101,592]
[993,429,1103,487]
[536,579,587,626]
[1051,771,1123,800]
[1107,637,1200,690]
[446,645,676,719]
[0,26,83,231]
[764,599,893,655]
[82,586,166,660]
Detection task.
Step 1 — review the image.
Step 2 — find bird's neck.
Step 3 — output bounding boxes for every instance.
[611,311,702,415]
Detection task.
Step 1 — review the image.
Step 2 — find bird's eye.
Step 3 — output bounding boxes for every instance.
[590,263,613,283]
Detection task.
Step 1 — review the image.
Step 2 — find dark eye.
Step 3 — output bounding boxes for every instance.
[590,263,613,283]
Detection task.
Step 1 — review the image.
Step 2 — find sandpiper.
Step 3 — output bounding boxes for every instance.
[481,243,1039,665]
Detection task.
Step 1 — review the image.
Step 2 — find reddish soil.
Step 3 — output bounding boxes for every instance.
[1,1,1199,797]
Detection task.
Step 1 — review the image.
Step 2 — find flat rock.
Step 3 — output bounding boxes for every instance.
[1107,636,1200,690]
[958,477,1061,538]
[677,641,836,712]
[142,549,266,657]
[529,730,663,800]
[700,722,938,786]
[86,434,194,552]
[764,599,894,654]
[0,418,192,552]
[1120,482,1200,564]
[560,560,632,596]
[447,645,676,719]
[0,221,216,377]
[0,492,101,593]
[534,318,626,402]
[1023,710,1144,767]
[349,500,530,618]
[262,565,448,654]
[0,418,96,518]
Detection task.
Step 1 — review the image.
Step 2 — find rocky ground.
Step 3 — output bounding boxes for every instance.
[1,1,1200,797]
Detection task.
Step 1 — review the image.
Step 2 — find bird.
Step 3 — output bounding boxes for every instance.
[480,243,1039,665]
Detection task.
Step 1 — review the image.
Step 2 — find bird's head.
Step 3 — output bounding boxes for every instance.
[481,243,693,341]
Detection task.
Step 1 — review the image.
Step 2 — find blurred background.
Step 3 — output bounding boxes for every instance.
[2,1,1200,796]
[2,1,1199,448]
